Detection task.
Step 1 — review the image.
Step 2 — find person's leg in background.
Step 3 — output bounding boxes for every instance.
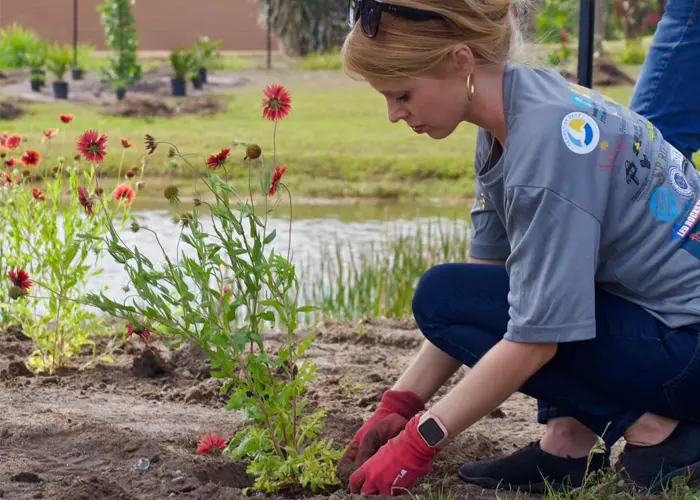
[629,0,700,163]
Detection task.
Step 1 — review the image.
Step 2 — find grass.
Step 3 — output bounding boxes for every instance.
[303,218,470,321]
[1,73,656,201]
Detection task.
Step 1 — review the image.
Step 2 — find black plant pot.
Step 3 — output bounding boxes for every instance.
[198,67,207,83]
[30,69,45,90]
[171,78,186,96]
[30,79,43,92]
[116,88,126,101]
[191,76,203,90]
[53,81,69,99]
[72,68,84,80]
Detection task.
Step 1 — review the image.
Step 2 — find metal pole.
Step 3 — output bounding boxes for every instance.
[73,0,78,68]
[577,0,595,88]
[266,0,272,69]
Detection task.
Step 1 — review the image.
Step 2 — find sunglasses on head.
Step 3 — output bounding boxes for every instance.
[346,0,443,38]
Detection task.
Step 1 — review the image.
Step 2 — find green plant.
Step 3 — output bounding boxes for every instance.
[26,41,49,71]
[0,125,129,373]
[98,0,142,91]
[169,48,196,80]
[615,37,648,65]
[79,85,342,493]
[534,0,579,43]
[194,36,222,69]
[305,218,469,321]
[74,43,96,71]
[47,43,74,81]
[0,23,42,69]
[296,49,342,70]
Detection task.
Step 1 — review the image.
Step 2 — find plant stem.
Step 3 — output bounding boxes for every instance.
[117,148,126,182]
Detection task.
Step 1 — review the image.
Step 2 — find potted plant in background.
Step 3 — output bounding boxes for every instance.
[169,48,195,97]
[72,43,95,80]
[27,42,48,92]
[98,0,142,101]
[47,43,73,99]
[194,36,221,84]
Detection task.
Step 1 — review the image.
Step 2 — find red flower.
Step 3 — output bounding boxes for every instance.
[8,267,31,292]
[196,433,228,455]
[1,172,14,187]
[144,134,157,155]
[6,135,22,151]
[267,165,287,197]
[32,187,46,201]
[77,186,95,215]
[121,138,132,148]
[5,158,17,168]
[42,129,58,143]
[21,150,41,167]
[113,184,135,205]
[60,114,73,124]
[261,84,292,121]
[77,129,108,163]
[206,148,230,170]
[126,323,152,344]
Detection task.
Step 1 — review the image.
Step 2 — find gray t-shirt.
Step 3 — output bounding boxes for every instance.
[470,63,700,343]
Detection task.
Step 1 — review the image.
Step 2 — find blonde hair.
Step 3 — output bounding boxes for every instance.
[341,0,533,80]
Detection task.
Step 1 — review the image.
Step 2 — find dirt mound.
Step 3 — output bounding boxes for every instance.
[101,94,228,118]
[560,57,637,87]
[0,99,28,120]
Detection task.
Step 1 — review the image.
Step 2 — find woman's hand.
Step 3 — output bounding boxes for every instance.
[336,390,424,478]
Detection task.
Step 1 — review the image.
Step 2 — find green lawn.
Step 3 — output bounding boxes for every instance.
[2,71,687,201]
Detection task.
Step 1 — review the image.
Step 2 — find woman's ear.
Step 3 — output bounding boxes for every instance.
[450,44,476,78]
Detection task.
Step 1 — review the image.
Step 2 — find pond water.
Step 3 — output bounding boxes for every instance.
[89,199,474,307]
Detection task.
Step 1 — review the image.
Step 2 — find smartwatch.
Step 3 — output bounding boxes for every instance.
[417,411,449,448]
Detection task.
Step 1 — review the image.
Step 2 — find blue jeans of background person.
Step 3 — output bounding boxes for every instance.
[411,263,700,444]
[629,0,700,164]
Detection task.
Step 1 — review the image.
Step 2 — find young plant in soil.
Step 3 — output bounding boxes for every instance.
[0,120,132,373]
[78,84,343,493]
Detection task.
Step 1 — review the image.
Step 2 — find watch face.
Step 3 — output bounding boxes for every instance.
[418,417,445,447]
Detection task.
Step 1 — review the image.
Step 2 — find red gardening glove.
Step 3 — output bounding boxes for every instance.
[337,390,424,477]
[349,414,439,495]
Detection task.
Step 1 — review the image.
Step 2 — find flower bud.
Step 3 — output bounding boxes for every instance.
[167,147,176,158]
[74,154,82,161]
[168,159,179,169]
[9,286,25,300]
[0,152,5,158]
[52,165,60,174]
[245,144,262,160]
[193,197,202,206]
[126,170,135,179]
[21,169,30,178]
[164,185,180,204]
[95,186,104,196]
[136,180,146,190]
[130,221,140,232]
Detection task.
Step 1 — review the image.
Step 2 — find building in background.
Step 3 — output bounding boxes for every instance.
[0,0,279,52]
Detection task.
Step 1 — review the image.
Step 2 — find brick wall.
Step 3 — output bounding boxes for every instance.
[0,0,279,51]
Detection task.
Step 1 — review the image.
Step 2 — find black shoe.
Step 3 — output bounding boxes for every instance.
[458,441,610,493]
[616,421,700,492]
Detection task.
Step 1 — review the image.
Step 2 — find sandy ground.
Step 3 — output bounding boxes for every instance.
[0,319,543,500]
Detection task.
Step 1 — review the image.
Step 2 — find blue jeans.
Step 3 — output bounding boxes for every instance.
[629,0,700,163]
[411,263,700,444]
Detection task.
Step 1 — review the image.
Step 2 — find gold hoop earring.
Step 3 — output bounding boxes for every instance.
[466,73,475,101]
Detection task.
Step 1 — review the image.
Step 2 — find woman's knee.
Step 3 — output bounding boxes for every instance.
[412,263,454,331]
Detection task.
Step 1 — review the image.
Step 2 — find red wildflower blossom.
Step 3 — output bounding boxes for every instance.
[196,434,228,455]
[267,165,287,197]
[144,134,157,155]
[5,158,17,168]
[6,135,22,151]
[121,138,132,148]
[126,323,152,344]
[113,184,135,205]
[77,186,95,216]
[77,129,108,163]
[32,187,46,201]
[261,84,292,121]
[60,114,73,124]
[21,150,41,167]
[206,148,231,170]
[1,172,13,187]
[8,268,31,292]
[42,129,58,143]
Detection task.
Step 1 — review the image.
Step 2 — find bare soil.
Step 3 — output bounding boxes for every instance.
[0,319,543,500]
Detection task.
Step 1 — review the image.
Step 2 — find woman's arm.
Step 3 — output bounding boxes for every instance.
[392,257,506,403]
[430,338,557,442]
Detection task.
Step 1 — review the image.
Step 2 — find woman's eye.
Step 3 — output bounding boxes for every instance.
[397,93,410,103]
